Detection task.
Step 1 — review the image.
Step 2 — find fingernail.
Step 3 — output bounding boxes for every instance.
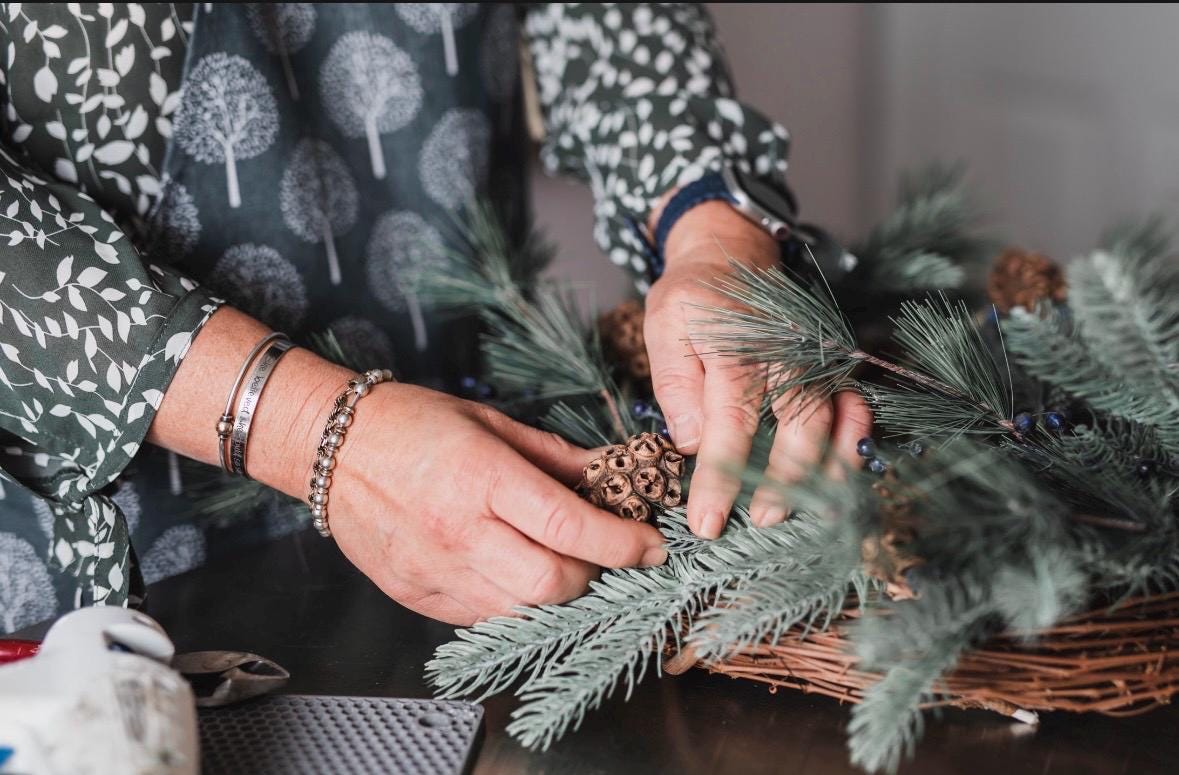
[752,507,787,528]
[700,510,726,540]
[641,545,668,567]
[669,413,701,448]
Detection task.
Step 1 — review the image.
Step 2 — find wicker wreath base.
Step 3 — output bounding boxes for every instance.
[668,591,1179,723]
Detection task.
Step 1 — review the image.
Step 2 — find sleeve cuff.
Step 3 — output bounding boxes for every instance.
[76,267,221,498]
[540,94,792,288]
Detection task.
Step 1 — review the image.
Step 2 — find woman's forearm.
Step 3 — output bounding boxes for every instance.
[146,306,353,499]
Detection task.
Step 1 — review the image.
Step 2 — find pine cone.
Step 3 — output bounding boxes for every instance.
[577,432,684,522]
[987,248,1067,313]
[861,474,922,600]
[598,299,651,382]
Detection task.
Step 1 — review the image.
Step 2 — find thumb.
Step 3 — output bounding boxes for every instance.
[646,307,705,454]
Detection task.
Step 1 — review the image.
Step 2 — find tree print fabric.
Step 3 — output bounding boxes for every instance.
[0,3,793,631]
[172,53,279,209]
[319,31,422,181]
[280,137,358,285]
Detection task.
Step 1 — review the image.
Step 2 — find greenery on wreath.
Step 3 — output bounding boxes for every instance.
[413,169,1179,774]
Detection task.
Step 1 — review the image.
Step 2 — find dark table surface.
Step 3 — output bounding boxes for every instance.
[26,528,1178,774]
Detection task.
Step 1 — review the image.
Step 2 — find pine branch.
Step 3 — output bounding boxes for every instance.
[687,466,877,659]
[418,202,553,310]
[428,510,835,750]
[539,401,617,449]
[697,260,859,408]
[1004,306,1179,452]
[848,627,976,775]
[701,265,1019,439]
[1068,228,1179,436]
[847,164,987,295]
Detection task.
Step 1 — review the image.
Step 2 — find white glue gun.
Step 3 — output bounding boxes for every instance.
[0,607,198,775]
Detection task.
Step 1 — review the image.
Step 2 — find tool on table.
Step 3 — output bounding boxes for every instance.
[171,651,289,708]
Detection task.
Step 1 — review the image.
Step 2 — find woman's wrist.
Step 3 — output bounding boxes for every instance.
[662,200,779,272]
[147,306,354,500]
[648,187,779,274]
[245,347,354,500]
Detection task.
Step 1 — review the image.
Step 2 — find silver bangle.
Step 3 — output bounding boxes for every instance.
[229,338,294,477]
[217,332,288,474]
[308,368,395,538]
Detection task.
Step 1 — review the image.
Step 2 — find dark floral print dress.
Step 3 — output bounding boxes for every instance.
[0,3,792,631]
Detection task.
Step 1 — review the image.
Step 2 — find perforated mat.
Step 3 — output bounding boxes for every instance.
[198,694,483,774]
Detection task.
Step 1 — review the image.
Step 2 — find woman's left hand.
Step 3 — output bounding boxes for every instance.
[643,200,873,539]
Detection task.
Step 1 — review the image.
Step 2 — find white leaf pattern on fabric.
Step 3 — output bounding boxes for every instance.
[319,31,421,181]
[173,52,278,208]
[208,243,307,331]
[139,523,206,585]
[244,3,315,100]
[279,138,358,285]
[34,478,141,541]
[0,532,55,632]
[395,4,478,77]
[365,210,444,351]
[418,108,489,210]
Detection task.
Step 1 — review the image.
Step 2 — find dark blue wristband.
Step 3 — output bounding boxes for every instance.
[647,173,736,277]
[625,173,736,279]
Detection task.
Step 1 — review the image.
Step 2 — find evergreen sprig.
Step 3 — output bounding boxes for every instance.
[845,164,988,296]
[417,187,1179,775]
[420,206,632,435]
[428,509,855,749]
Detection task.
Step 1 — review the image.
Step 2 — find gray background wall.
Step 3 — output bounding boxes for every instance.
[532,3,1179,306]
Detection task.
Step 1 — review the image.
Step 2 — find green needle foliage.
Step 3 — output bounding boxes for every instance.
[369,182,1179,774]
[839,164,989,299]
[1005,220,1179,454]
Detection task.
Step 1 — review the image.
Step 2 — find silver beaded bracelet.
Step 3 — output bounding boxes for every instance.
[308,368,395,538]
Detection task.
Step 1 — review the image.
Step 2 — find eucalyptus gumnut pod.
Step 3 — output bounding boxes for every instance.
[577,432,684,522]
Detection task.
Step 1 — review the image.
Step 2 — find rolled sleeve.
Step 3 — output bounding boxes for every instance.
[523,3,793,287]
[0,142,219,605]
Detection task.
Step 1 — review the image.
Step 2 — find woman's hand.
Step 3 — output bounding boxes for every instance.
[643,201,872,539]
[324,383,668,625]
[149,307,667,627]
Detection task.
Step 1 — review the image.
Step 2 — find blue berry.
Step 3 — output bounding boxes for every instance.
[856,437,877,458]
[459,375,479,392]
[1044,411,1067,432]
[631,400,651,418]
[867,458,887,475]
[1013,412,1036,434]
[658,426,671,440]
[985,307,1001,326]
[1137,459,1157,479]
[476,382,496,400]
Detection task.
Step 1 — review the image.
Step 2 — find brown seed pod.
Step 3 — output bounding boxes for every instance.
[599,299,652,383]
[578,431,685,522]
[986,247,1067,314]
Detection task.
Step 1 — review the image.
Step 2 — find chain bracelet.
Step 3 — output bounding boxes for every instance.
[308,368,394,538]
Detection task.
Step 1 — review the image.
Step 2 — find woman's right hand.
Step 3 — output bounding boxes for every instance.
[149,307,667,626]
[323,383,668,625]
